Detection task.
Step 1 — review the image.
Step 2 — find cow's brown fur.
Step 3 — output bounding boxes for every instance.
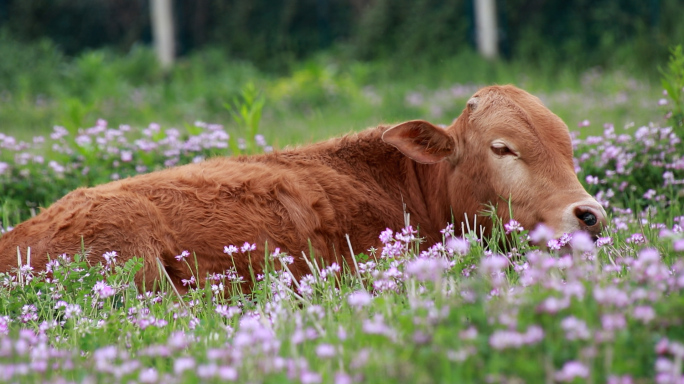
[0,85,605,291]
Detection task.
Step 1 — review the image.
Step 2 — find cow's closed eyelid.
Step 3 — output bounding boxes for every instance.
[490,142,517,157]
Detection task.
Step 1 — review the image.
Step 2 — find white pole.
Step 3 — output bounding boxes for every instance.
[151,0,176,69]
[474,0,498,59]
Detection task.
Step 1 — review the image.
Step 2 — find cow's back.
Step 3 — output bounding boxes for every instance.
[0,144,409,286]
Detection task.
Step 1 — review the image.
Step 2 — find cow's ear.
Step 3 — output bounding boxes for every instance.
[382,120,455,164]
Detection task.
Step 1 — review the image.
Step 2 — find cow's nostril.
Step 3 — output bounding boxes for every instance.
[579,212,597,226]
[571,204,607,235]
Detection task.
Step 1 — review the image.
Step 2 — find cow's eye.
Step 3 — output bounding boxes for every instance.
[491,144,515,157]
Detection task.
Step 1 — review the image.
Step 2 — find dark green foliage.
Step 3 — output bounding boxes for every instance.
[503,0,668,70]
[2,0,683,74]
[2,0,149,55]
[350,0,469,61]
[0,31,65,97]
[206,0,353,69]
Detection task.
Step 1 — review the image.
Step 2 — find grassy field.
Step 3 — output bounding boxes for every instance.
[1,45,684,383]
[0,42,667,146]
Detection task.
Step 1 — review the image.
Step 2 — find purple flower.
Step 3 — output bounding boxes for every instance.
[51,126,68,140]
[102,251,118,265]
[656,338,670,354]
[504,220,523,234]
[120,150,133,162]
[240,242,256,253]
[362,315,395,338]
[593,286,629,307]
[197,364,218,379]
[570,231,594,252]
[175,250,190,261]
[301,371,322,384]
[561,316,590,340]
[315,343,336,358]
[547,239,562,251]
[601,313,626,331]
[596,236,613,247]
[637,247,660,263]
[522,325,544,344]
[607,375,634,384]
[643,189,657,199]
[530,223,555,243]
[93,281,115,298]
[255,134,267,146]
[537,296,570,314]
[633,306,656,323]
[174,357,195,375]
[139,368,159,383]
[64,304,81,319]
[489,330,523,350]
[380,228,394,244]
[673,238,684,252]
[626,233,645,244]
[334,372,353,384]
[555,361,589,382]
[446,237,470,255]
[223,245,238,255]
[218,366,238,380]
[216,305,241,318]
[405,258,450,282]
[0,316,9,336]
[380,241,403,259]
[480,255,509,275]
[396,226,417,243]
[347,290,372,309]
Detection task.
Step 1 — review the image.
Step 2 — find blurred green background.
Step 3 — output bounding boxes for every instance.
[0,0,682,144]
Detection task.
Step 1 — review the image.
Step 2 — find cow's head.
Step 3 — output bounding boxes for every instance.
[383,85,607,239]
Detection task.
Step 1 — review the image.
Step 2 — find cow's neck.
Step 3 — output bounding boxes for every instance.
[318,126,455,245]
[396,159,453,243]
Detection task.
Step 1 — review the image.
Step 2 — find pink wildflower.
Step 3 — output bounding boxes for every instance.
[570,231,594,252]
[379,228,393,244]
[315,343,336,358]
[530,223,555,243]
[633,306,656,323]
[93,281,115,298]
[446,236,470,255]
[405,257,450,282]
[673,238,684,252]
[504,220,523,234]
[174,357,195,375]
[102,251,118,265]
[555,361,589,382]
[347,290,372,309]
[223,245,238,255]
[596,236,613,247]
[181,276,196,286]
[175,250,190,261]
[240,242,256,253]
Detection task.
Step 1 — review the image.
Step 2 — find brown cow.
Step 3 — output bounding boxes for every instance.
[0,85,606,291]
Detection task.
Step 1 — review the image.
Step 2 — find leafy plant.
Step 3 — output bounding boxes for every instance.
[660,45,684,128]
[226,82,266,155]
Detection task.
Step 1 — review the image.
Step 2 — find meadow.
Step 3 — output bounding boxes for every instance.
[1,44,684,383]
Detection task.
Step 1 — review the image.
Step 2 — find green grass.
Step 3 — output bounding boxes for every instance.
[0,42,666,146]
[1,39,684,384]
